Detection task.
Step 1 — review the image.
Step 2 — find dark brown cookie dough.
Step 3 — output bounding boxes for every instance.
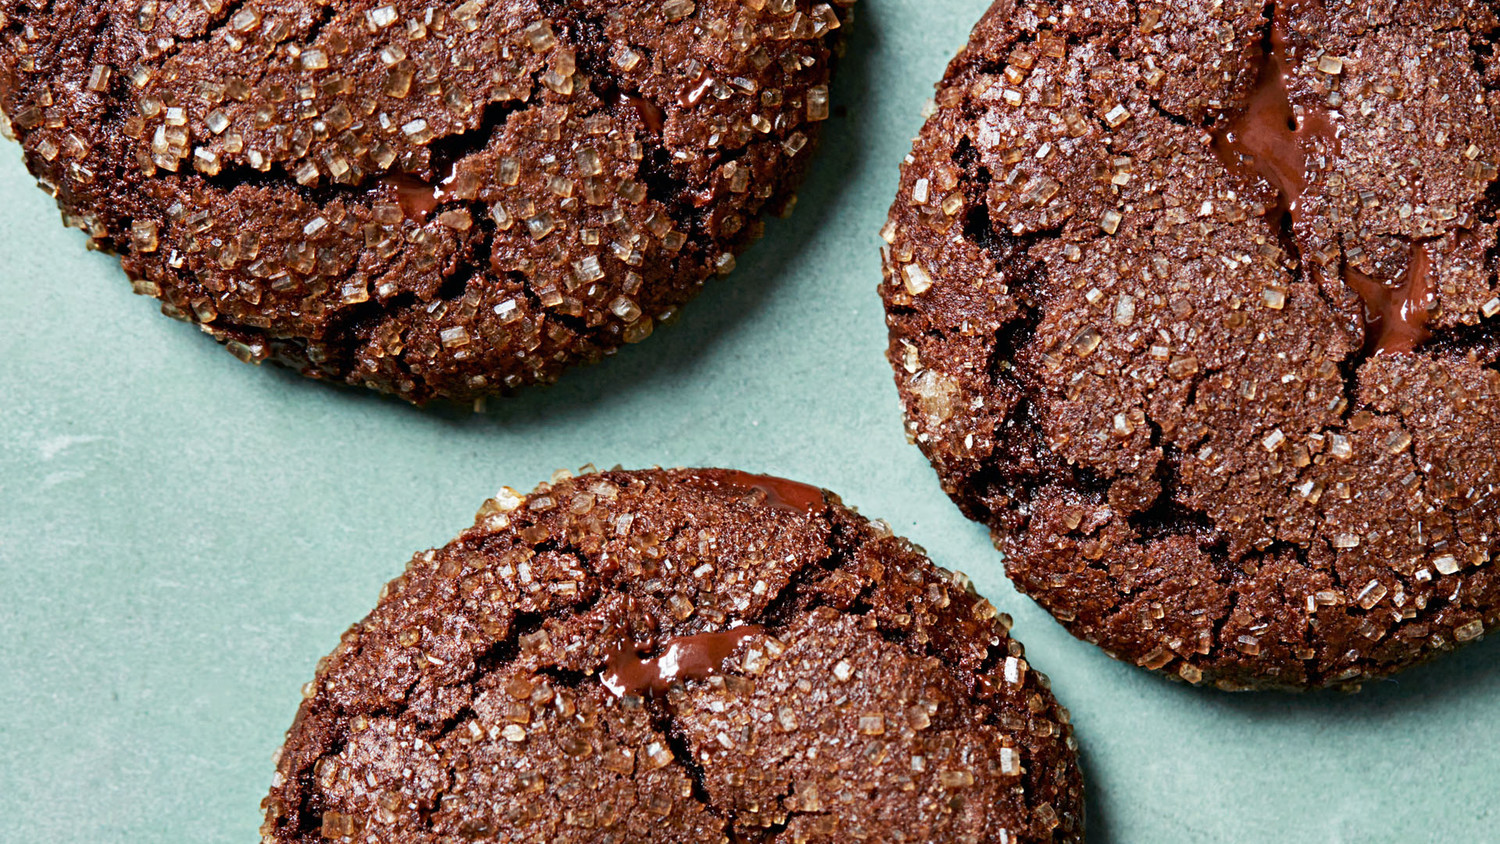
[0,1,851,402]
[262,468,1084,842]
[881,0,1500,690]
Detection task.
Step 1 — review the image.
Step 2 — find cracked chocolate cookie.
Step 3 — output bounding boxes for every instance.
[881,0,1500,690]
[261,468,1084,843]
[0,1,851,402]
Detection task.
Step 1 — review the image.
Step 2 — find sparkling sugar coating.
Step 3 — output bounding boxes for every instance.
[881,0,1500,690]
[0,0,853,402]
[262,468,1084,842]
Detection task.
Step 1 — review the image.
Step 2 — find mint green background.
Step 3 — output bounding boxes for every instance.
[1,3,1496,842]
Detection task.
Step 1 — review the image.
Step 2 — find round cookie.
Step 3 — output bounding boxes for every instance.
[262,468,1084,842]
[0,1,852,402]
[881,0,1500,690]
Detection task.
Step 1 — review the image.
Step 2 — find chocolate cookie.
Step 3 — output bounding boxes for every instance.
[882,0,1500,690]
[261,469,1084,842]
[0,1,851,402]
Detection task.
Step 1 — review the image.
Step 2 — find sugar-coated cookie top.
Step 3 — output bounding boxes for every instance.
[263,468,1084,843]
[883,0,1500,689]
[0,1,850,400]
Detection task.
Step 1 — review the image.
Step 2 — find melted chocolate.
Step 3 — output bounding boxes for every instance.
[374,173,444,223]
[678,75,716,108]
[690,469,826,514]
[1344,244,1435,356]
[600,626,764,698]
[1213,1,1433,356]
[1212,3,1339,225]
[614,91,665,135]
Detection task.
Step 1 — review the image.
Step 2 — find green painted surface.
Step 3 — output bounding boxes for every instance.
[0,3,1493,842]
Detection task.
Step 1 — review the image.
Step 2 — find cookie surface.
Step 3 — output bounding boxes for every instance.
[0,1,849,401]
[882,0,1500,689]
[262,468,1084,842]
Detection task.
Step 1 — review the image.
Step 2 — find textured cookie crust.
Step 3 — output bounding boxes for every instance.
[0,1,850,402]
[262,469,1084,843]
[882,0,1500,689]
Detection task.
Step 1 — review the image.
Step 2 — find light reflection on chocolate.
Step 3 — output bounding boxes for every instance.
[1211,1,1434,356]
[600,626,765,698]
[678,75,716,108]
[374,172,445,223]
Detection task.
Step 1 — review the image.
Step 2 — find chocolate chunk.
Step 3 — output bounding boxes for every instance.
[0,1,853,402]
[262,469,1084,842]
[601,625,765,698]
[882,0,1500,690]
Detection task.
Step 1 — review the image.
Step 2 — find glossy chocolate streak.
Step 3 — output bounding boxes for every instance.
[1211,10,1336,225]
[690,469,827,514]
[1344,244,1435,356]
[1211,2,1432,356]
[600,626,764,698]
[374,173,445,223]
